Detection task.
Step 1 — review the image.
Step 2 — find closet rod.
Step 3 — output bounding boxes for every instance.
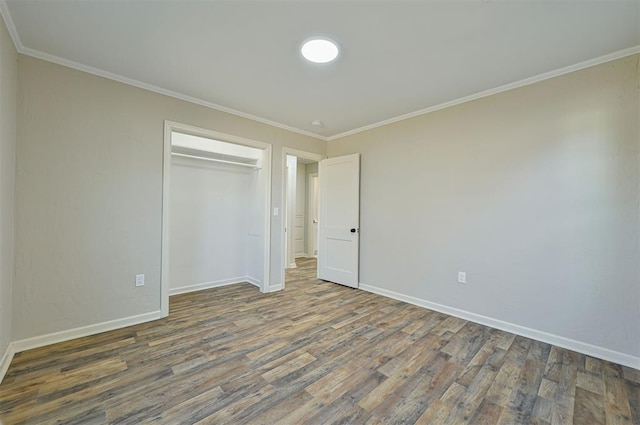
[171,152,261,169]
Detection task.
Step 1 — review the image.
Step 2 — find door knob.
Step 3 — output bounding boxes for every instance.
[350,228,357,233]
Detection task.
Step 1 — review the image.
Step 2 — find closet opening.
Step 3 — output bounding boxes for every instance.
[161,121,272,317]
[282,148,324,288]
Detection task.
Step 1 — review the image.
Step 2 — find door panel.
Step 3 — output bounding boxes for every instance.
[318,154,360,288]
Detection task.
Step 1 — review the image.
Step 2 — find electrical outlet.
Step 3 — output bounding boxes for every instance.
[457,271,466,284]
[135,274,145,287]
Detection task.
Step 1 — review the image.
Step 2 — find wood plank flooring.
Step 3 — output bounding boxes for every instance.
[1,257,638,424]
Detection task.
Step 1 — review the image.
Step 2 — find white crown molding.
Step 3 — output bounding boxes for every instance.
[327,45,640,141]
[360,283,640,370]
[19,46,328,141]
[2,1,639,143]
[0,0,326,141]
[0,0,22,51]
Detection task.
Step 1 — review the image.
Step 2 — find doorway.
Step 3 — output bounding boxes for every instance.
[282,148,324,287]
[161,121,272,317]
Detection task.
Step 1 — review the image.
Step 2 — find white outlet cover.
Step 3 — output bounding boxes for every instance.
[457,271,466,284]
[136,274,145,286]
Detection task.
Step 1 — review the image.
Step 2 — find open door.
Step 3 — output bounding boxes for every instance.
[318,153,360,288]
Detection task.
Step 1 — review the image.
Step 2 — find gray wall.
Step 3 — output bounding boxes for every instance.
[328,55,640,358]
[6,40,639,362]
[14,55,326,340]
[0,15,16,359]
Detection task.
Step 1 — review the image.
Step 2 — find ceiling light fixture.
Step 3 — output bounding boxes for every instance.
[301,38,339,64]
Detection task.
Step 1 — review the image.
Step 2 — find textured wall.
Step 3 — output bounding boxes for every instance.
[0,15,17,361]
[14,56,325,340]
[328,55,640,358]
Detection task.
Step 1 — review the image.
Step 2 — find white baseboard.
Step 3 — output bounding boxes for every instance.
[246,277,261,288]
[11,310,162,354]
[4,276,261,381]
[360,283,640,370]
[169,277,251,296]
[268,284,284,292]
[0,342,15,384]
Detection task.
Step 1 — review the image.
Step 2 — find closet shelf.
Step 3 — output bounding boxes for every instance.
[171,152,261,169]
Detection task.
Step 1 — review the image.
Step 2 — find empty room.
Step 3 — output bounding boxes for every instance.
[0,1,638,424]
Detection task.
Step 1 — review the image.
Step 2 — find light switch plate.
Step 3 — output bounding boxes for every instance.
[457,271,466,284]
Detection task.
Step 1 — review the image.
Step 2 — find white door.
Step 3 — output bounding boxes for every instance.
[318,154,360,288]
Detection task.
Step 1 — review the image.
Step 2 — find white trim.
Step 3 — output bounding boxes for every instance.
[294,253,310,259]
[2,0,637,143]
[164,121,274,153]
[360,283,640,370]
[284,156,296,272]
[11,311,162,353]
[0,343,15,384]
[161,121,272,308]
[327,46,640,141]
[246,277,261,288]
[17,45,327,141]
[0,0,22,50]
[0,0,325,141]
[282,148,326,160]
[268,284,284,293]
[169,277,255,296]
[161,122,171,317]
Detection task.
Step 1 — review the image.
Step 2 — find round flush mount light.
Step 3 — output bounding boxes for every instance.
[301,38,339,63]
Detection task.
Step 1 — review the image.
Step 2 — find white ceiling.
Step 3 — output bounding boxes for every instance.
[2,1,639,140]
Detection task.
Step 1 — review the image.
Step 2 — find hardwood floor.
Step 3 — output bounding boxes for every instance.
[1,257,638,424]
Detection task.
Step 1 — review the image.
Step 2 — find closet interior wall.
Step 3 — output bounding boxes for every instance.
[168,136,264,295]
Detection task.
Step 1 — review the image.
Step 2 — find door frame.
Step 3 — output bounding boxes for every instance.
[308,172,319,258]
[284,155,297,269]
[281,148,325,288]
[161,120,273,317]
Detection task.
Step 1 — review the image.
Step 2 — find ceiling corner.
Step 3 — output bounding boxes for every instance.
[0,0,23,52]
